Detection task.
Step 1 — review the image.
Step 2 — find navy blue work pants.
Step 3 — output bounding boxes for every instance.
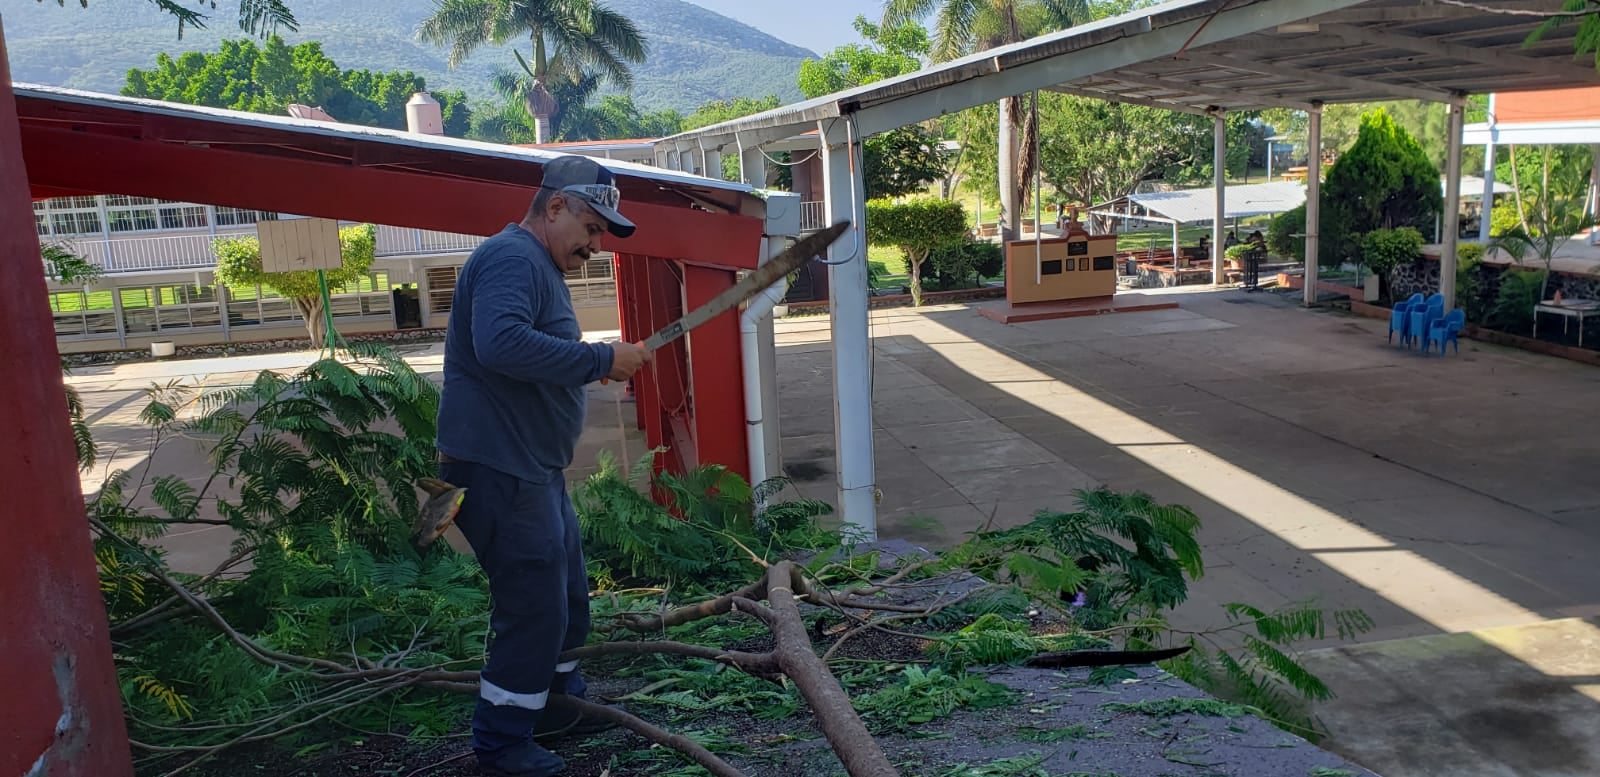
[438,459,590,757]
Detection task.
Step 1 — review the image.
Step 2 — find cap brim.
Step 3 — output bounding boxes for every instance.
[592,202,636,239]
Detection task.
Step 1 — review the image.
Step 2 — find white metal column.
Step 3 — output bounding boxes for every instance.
[820,120,877,540]
[1590,143,1600,241]
[1479,94,1497,244]
[1441,102,1466,311]
[1304,104,1323,306]
[1212,113,1227,286]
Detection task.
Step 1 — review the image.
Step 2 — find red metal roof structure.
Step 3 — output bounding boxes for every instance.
[2,24,765,775]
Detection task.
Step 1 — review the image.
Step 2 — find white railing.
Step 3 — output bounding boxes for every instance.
[55,233,227,273]
[49,225,492,275]
[375,226,489,257]
[799,201,827,233]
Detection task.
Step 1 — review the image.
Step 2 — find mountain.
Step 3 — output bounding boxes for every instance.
[0,0,817,114]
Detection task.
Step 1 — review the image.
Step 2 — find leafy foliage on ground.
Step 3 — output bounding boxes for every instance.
[78,345,1371,775]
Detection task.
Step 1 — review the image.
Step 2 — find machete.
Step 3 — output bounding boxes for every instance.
[599,219,850,383]
[411,219,852,551]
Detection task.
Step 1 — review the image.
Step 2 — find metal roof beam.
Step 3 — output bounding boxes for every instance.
[1308,0,1555,23]
[1044,83,1214,115]
[1320,22,1600,84]
[1104,70,1314,110]
[838,0,1371,140]
[1180,50,1466,103]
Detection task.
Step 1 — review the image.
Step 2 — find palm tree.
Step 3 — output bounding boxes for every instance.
[883,0,1086,240]
[417,0,648,143]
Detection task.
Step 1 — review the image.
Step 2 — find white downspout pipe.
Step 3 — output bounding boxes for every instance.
[742,252,789,503]
[744,191,801,508]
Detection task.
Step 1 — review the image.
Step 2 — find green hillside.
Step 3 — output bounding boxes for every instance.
[0,0,815,113]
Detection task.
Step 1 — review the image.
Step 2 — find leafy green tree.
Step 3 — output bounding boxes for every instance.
[798,15,928,97]
[884,0,1091,240]
[1493,145,1597,307]
[122,37,472,135]
[212,224,377,345]
[865,197,969,306]
[798,16,952,199]
[1528,3,1600,72]
[417,0,648,143]
[1318,108,1442,268]
[1360,226,1425,302]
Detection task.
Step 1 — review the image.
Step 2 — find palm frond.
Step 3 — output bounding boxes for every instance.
[237,0,298,36]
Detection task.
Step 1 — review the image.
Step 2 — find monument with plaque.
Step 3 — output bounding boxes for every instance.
[1003,206,1118,305]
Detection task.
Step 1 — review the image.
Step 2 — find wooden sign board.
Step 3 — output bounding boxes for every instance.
[258,217,342,273]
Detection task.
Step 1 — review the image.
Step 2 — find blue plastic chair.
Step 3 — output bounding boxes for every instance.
[1427,309,1466,354]
[1389,293,1425,345]
[1408,299,1442,349]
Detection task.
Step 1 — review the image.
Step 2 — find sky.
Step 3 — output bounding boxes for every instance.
[683,0,884,55]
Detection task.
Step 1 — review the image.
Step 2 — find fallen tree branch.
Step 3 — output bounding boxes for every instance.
[820,588,977,663]
[552,696,749,777]
[562,640,781,678]
[764,562,900,777]
[613,578,769,633]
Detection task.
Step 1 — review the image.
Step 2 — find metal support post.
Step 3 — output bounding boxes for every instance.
[1304,104,1323,306]
[820,120,877,540]
[1213,113,1227,286]
[1441,100,1466,312]
[1479,94,1497,244]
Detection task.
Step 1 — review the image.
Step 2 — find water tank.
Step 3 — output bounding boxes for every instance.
[406,93,444,136]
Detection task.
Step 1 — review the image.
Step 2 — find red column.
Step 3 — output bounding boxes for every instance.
[681,263,750,485]
[0,21,134,777]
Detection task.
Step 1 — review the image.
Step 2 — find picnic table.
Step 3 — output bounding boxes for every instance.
[1533,298,1600,347]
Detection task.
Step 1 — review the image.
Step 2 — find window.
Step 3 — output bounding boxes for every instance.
[426,266,459,314]
[50,210,102,236]
[215,207,279,227]
[49,290,118,339]
[105,196,210,233]
[327,271,393,318]
[160,204,209,230]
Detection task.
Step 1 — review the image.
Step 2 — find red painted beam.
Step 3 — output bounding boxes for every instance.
[18,125,763,268]
[0,21,134,777]
[681,263,750,484]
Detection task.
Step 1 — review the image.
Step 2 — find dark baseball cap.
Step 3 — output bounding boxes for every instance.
[541,154,636,238]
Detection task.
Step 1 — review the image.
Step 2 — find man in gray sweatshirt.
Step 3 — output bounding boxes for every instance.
[436,154,650,776]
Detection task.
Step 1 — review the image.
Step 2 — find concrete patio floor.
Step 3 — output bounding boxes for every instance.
[65,285,1600,776]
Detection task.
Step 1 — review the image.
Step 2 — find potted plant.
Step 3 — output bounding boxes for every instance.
[1223,243,1251,270]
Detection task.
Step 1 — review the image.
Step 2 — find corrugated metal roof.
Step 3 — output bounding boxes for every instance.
[657,0,1600,153]
[1120,182,1308,223]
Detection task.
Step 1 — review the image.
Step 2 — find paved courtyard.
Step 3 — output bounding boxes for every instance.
[67,286,1600,776]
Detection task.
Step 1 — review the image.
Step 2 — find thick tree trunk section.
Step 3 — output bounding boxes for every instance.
[762,563,899,777]
[997,98,1017,243]
[293,296,327,346]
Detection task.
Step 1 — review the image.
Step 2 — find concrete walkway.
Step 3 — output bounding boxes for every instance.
[68,287,1600,776]
[770,288,1600,776]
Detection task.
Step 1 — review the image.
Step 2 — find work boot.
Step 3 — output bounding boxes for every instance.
[477,740,565,777]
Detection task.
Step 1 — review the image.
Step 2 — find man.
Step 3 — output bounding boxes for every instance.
[436,154,651,776]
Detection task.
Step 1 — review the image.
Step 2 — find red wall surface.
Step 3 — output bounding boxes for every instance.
[1495,86,1600,124]
[0,18,135,777]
